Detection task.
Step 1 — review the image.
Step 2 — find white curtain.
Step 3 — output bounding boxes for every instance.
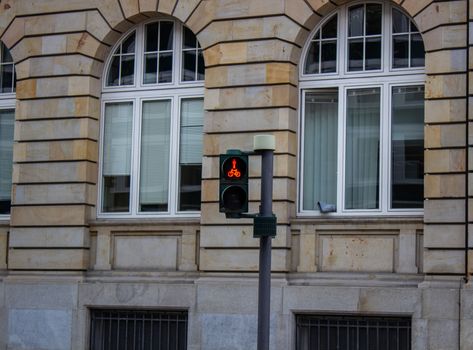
[345,88,380,209]
[103,102,133,176]
[0,109,14,200]
[180,98,203,164]
[140,100,171,206]
[303,90,338,210]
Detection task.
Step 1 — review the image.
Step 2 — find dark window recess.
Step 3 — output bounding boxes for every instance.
[296,314,411,350]
[90,309,188,350]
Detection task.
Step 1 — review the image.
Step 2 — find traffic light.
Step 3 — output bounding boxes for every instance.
[219,150,248,216]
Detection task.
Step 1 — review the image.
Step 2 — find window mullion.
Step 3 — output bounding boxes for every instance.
[131,99,141,216]
[381,83,390,214]
[169,97,180,214]
[338,86,346,213]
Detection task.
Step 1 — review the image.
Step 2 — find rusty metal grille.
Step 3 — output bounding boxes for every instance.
[296,314,411,350]
[90,309,188,350]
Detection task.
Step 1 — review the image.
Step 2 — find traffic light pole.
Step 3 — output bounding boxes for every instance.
[257,148,273,350]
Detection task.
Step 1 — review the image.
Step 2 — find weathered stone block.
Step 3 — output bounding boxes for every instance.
[426,49,466,74]
[423,250,464,274]
[16,96,100,120]
[10,205,89,226]
[14,140,98,163]
[425,174,465,198]
[425,149,465,173]
[6,283,78,309]
[423,25,467,52]
[425,98,465,123]
[358,288,421,315]
[9,227,89,248]
[8,309,72,350]
[425,124,466,148]
[200,225,289,248]
[139,0,158,14]
[12,161,97,183]
[320,236,395,272]
[423,224,465,248]
[200,248,289,271]
[8,248,89,270]
[423,288,460,320]
[424,199,465,223]
[113,235,178,270]
[426,74,466,99]
[0,230,7,270]
[427,319,459,350]
[15,119,98,142]
[415,1,466,33]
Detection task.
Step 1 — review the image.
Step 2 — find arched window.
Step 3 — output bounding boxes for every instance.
[0,42,15,216]
[99,19,204,217]
[299,2,424,215]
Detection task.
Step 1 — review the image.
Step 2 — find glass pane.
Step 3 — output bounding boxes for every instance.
[391,85,424,208]
[410,21,419,33]
[303,89,338,211]
[158,52,172,83]
[160,21,174,51]
[122,32,135,54]
[179,164,201,211]
[348,5,364,37]
[366,4,382,35]
[392,9,409,33]
[183,26,197,49]
[180,98,204,162]
[182,51,196,81]
[345,88,380,210]
[106,56,120,86]
[120,55,134,85]
[0,109,14,215]
[321,41,337,73]
[197,50,205,80]
[365,37,381,70]
[411,33,425,67]
[348,39,363,71]
[393,35,409,68]
[322,16,337,39]
[145,23,158,52]
[143,53,157,84]
[304,41,320,74]
[102,102,133,212]
[1,64,14,93]
[1,43,13,63]
[140,100,171,212]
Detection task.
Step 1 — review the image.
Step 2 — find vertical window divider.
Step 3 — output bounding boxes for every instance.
[169,96,180,214]
[339,86,347,213]
[132,98,142,216]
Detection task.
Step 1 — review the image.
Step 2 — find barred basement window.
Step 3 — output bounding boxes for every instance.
[295,314,411,350]
[90,309,188,350]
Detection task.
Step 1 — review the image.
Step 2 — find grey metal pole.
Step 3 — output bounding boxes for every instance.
[257,149,273,350]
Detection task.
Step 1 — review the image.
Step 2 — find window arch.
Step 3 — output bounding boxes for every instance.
[0,42,15,216]
[299,1,425,216]
[99,19,205,217]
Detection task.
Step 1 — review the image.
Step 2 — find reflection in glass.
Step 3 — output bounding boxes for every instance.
[366,4,382,35]
[392,8,409,33]
[160,22,174,51]
[140,100,171,212]
[391,86,424,208]
[120,55,135,85]
[345,88,380,210]
[183,51,196,81]
[305,41,320,74]
[144,53,158,84]
[321,41,337,73]
[411,33,425,67]
[303,89,338,211]
[348,39,363,71]
[365,37,381,70]
[158,52,173,83]
[0,109,14,214]
[106,32,135,87]
[322,16,338,39]
[393,35,409,68]
[349,5,364,37]
[102,102,133,212]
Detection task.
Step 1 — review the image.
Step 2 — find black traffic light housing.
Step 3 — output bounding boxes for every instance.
[219,150,249,217]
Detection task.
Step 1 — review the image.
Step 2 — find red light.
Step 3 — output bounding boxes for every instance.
[227,158,241,178]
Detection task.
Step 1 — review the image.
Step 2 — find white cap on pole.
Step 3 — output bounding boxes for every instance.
[253,135,275,151]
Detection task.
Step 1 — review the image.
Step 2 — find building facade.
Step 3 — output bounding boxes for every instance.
[0,0,472,349]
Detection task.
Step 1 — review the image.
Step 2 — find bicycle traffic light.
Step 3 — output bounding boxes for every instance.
[219,150,248,216]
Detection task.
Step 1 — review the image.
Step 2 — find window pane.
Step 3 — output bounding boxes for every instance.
[392,9,409,33]
[365,37,381,70]
[348,39,363,71]
[1,64,14,93]
[197,50,205,80]
[144,53,157,84]
[182,51,196,81]
[179,99,203,211]
[345,88,380,210]
[102,102,133,212]
[183,26,197,49]
[366,4,382,35]
[140,100,171,212]
[158,52,173,83]
[393,35,409,68]
[122,33,136,54]
[321,41,337,73]
[159,21,174,51]
[304,41,320,74]
[303,89,338,211]
[0,109,14,215]
[391,85,424,208]
[145,23,158,52]
[322,16,337,39]
[120,55,134,85]
[411,33,425,67]
[349,5,364,37]
[106,56,120,86]
[1,43,13,63]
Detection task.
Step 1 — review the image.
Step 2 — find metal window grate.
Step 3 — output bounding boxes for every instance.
[296,314,411,350]
[90,309,188,350]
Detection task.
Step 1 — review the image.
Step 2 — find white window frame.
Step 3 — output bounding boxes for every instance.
[298,1,425,217]
[99,18,204,218]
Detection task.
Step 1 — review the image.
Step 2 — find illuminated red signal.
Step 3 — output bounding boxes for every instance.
[227,159,241,178]
[219,152,248,215]
[222,157,246,181]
